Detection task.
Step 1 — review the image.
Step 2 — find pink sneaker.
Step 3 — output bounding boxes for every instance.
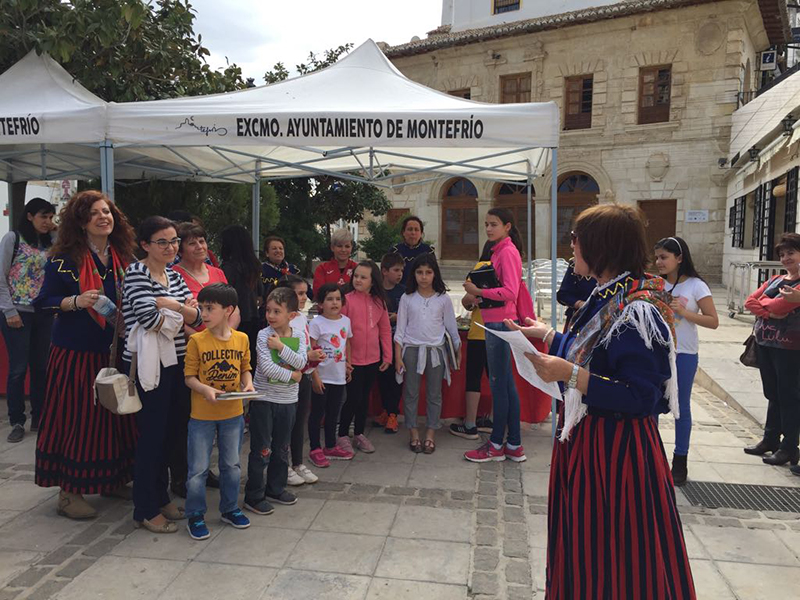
[353,434,375,453]
[464,441,506,463]
[309,448,330,468]
[325,438,354,460]
[504,445,527,462]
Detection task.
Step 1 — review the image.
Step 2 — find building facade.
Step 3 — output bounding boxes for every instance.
[379,0,788,281]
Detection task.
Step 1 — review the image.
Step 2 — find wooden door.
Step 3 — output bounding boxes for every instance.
[638,200,677,266]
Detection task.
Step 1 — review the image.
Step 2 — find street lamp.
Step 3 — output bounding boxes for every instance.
[749,146,760,161]
[782,113,796,136]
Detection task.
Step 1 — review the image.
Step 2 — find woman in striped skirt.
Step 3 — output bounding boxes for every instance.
[34,190,137,520]
[511,204,696,599]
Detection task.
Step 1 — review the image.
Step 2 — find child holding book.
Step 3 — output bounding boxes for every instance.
[184,283,253,540]
[375,253,406,433]
[308,284,353,466]
[338,261,392,454]
[244,287,307,515]
[395,254,461,454]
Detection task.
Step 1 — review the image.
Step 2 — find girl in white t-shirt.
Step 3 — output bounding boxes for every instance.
[308,284,353,467]
[395,254,461,454]
[655,236,719,485]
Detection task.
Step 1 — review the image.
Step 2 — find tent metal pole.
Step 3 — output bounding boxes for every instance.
[550,148,558,442]
[100,140,114,200]
[368,147,374,179]
[252,160,262,252]
[526,161,533,294]
[40,145,46,179]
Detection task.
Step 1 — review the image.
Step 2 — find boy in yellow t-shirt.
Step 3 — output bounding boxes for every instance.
[184,283,254,540]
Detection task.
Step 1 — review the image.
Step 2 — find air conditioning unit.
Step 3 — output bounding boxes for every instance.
[760,50,777,71]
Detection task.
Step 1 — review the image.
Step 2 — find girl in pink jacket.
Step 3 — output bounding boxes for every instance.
[338,261,392,454]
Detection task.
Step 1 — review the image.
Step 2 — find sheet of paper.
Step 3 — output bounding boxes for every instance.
[477,324,563,398]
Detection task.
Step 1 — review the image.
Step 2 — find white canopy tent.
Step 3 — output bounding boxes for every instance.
[0,39,562,434]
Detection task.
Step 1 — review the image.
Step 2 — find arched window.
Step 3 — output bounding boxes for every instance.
[556,172,599,258]
[441,178,479,260]
[494,183,534,254]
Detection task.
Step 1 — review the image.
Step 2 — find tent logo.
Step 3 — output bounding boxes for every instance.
[175,116,228,137]
[0,115,40,136]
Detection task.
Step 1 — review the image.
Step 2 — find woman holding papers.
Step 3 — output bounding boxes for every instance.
[510,204,695,599]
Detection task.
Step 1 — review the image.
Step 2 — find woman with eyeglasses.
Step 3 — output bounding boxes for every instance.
[122,216,202,533]
[654,236,718,485]
[34,190,137,520]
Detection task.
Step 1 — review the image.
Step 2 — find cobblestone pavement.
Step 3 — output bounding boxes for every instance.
[0,386,799,599]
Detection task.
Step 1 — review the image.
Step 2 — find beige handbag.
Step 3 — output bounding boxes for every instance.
[94,288,141,415]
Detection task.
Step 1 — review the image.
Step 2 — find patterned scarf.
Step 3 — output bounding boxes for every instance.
[559,273,679,441]
[78,247,127,328]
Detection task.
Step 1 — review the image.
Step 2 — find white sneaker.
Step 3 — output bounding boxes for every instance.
[287,467,305,486]
[295,464,318,484]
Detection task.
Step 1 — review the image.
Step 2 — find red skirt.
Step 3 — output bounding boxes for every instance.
[35,346,137,494]
[547,412,696,600]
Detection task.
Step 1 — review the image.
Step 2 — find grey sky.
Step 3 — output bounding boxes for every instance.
[189,0,442,83]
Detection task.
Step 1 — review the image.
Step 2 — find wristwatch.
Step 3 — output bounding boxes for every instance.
[567,363,580,389]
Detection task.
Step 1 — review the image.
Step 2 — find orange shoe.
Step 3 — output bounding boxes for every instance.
[385,413,399,434]
[375,410,388,427]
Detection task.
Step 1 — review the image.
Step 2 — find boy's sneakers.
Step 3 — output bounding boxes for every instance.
[244,499,274,515]
[287,468,305,486]
[266,490,297,505]
[385,414,399,434]
[476,417,494,433]
[449,423,479,440]
[464,441,506,463]
[504,445,527,462]
[374,410,388,427]
[187,515,210,540]
[353,434,375,453]
[221,509,251,529]
[309,448,330,468]
[333,436,356,458]
[295,464,318,483]
[324,445,354,461]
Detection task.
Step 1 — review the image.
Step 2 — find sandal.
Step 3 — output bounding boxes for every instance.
[160,502,186,521]
[135,518,178,534]
[423,439,436,454]
[409,439,423,453]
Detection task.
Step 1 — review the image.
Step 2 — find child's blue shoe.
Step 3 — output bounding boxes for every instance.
[221,509,251,529]
[187,515,210,540]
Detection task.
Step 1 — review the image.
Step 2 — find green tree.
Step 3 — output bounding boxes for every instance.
[360,219,402,262]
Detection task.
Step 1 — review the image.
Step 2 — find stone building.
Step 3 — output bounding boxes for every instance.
[376,0,789,281]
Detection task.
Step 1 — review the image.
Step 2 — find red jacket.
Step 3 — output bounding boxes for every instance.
[313,259,357,299]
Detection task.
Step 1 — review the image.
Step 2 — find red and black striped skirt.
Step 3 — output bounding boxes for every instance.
[547,412,696,600]
[35,346,137,494]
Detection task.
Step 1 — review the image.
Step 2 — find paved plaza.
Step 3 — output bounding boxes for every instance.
[0,385,799,599]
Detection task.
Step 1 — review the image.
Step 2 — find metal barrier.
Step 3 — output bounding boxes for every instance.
[727,261,785,318]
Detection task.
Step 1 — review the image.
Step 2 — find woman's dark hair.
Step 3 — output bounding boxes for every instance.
[316,283,345,305]
[17,197,55,247]
[137,216,176,250]
[219,225,261,289]
[197,282,238,308]
[479,240,496,262]
[49,190,136,266]
[275,273,308,291]
[573,204,649,278]
[654,236,704,289]
[406,253,448,295]
[487,207,524,257]
[775,232,800,255]
[263,235,287,259]
[176,222,207,254]
[400,215,424,234]
[345,260,387,308]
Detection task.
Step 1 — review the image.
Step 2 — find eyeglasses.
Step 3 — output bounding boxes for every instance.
[570,231,577,244]
[149,237,181,249]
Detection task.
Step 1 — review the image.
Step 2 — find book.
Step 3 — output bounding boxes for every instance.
[269,336,300,384]
[466,264,505,309]
[217,391,267,401]
[443,330,459,370]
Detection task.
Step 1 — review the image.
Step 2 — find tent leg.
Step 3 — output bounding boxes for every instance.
[527,162,533,294]
[100,141,114,200]
[251,160,262,253]
[550,148,558,443]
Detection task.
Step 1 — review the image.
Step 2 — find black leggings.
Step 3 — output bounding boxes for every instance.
[309,383,346,449]
[338,363,379,437]
[290,374,312,466]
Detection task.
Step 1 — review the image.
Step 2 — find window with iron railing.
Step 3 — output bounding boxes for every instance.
[732,196,746,248]
[493,0,520,14]
[786,166,799,232]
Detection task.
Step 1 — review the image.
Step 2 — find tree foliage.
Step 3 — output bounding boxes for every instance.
[264,44,353,84]
[0,0,246,101]
[360,219,402,262]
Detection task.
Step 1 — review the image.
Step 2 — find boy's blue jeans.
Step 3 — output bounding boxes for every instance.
[484,321,522,447]
[185,415,244,517]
